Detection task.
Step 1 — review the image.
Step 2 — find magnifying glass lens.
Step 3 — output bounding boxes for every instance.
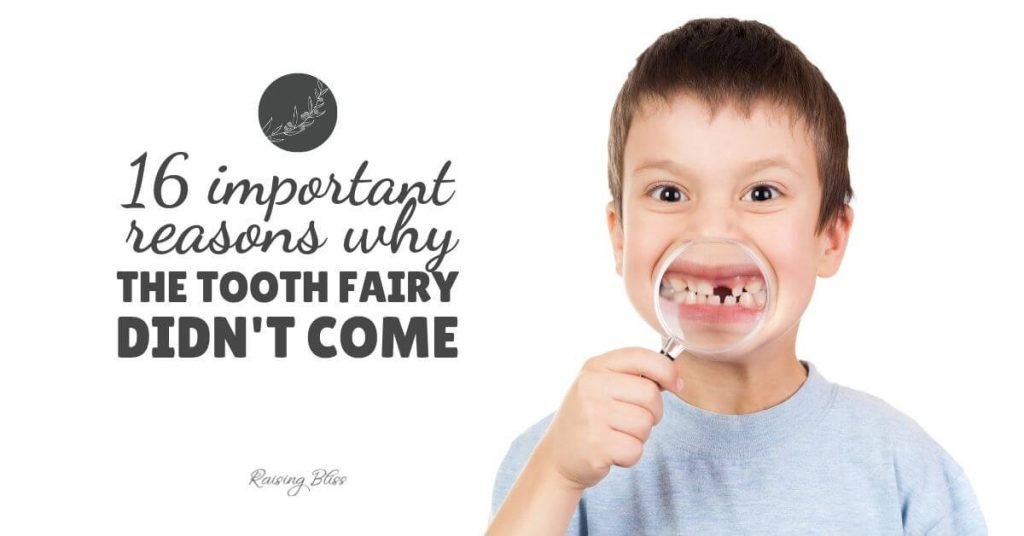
[654,240,773,356]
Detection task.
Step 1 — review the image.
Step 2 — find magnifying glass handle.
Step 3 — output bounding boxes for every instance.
[660,337,684,361]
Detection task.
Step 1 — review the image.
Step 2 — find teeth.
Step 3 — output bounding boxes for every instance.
[662,274,767,309]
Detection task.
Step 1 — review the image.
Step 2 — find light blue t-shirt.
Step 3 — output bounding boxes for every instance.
[490,360,986,535]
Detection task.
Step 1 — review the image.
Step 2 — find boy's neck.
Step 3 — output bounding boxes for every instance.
[671,324,808,415]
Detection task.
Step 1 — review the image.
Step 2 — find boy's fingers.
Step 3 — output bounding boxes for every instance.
[599,348,682,393]
[606,400,656,441]
[604,373,664,424]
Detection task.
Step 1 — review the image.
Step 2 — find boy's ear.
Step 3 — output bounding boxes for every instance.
[606,201,624,277]
[817,204,854,278]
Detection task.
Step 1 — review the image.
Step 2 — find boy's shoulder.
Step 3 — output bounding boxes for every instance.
[828,380,986,532]
[830,379,965,472]
[490,410,559,520]
[828,378,976,510]
[498,410,557,468]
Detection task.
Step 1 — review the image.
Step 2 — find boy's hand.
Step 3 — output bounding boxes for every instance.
[534,347,685,491]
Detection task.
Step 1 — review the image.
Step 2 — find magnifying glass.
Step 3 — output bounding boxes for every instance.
[653,238,775,360]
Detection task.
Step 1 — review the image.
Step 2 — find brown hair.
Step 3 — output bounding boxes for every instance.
[608,17,853,235]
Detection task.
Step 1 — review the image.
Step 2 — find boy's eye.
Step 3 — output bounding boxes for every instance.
[645,182,782,203]
[648,184,689,202]
[743,183,782,202]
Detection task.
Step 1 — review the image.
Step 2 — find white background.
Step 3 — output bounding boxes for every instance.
[1,1,1020,534]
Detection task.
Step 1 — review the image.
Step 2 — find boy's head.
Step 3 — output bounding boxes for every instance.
[605,18,854,360]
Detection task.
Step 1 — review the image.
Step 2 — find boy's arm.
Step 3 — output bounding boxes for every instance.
[488,436,585,535]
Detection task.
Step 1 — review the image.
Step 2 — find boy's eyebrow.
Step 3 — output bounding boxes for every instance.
[632,156,800,178]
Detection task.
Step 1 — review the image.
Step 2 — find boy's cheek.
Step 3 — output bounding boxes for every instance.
[623,273,663,335]
[764,243,820,328]
[620,228,680,334]
[750,216,816,271]
[623,220,671,270]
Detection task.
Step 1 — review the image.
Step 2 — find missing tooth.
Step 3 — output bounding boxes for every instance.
[712,286,733,302]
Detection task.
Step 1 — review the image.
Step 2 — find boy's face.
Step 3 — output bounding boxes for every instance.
[607,92,853,361]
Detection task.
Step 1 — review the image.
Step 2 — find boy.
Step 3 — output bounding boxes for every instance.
[487,17,986,535]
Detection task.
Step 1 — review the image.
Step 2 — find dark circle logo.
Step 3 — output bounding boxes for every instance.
[258,73,337,152]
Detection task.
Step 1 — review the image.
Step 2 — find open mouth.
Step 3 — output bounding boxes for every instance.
[659,272,766,308]
[658,260,767,324]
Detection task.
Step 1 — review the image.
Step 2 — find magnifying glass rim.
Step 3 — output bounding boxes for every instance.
[651,237,774,355]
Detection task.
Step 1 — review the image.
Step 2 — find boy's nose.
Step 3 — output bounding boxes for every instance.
[679,197,742,239]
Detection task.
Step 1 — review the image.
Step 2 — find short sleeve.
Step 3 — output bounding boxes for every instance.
[919,470,987,535]
[893,415,987,535]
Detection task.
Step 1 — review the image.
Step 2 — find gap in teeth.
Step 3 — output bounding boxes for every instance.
[660,275,766,308]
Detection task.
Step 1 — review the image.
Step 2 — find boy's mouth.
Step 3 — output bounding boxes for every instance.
[657,260,767,320]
